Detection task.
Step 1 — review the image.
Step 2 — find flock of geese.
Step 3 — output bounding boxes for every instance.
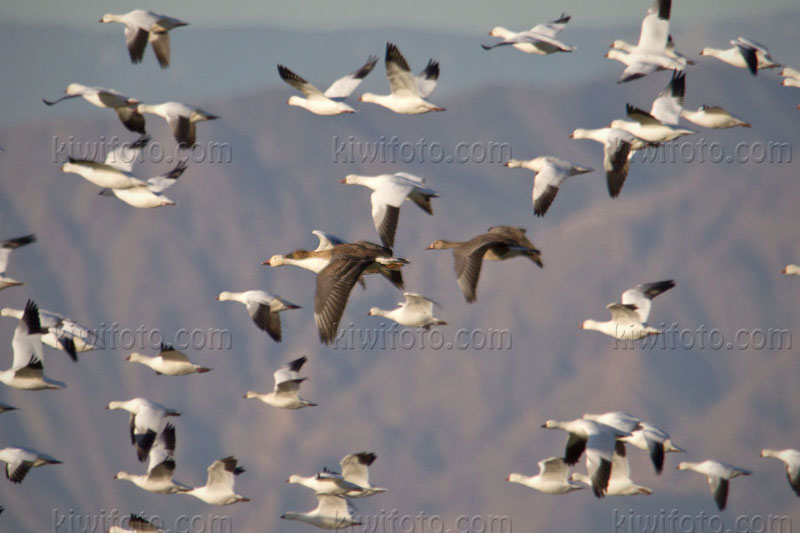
[1,1,798,530]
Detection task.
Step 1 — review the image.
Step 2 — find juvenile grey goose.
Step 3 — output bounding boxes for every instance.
[427,226,542,303]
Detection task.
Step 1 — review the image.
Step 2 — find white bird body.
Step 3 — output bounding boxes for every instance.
[126,344,210,376]
[582,280,675,340]
[505,156,593,216]
[278,57,378,115]
[484,14,575,55]
[99,10,188,68]
[42,84,146,134]
[135,102,217,147]
[507,457,584,494]
[700,38,780,75]
[571,453,652,495]
[611,105,695,143]
[0,446,61,483]
[183,457,249,505]
[1,306,100,358]
[620,422,684,473]
[338,452,387,498]
[282,494,362,529]
[216,290,300,342]
[0,300,65,390]
[568,127,650,198]
[0,235,36,291]
[106,398,180,462]
[542,418,631,498]
[288,470,364,496]
[360,43,444,115]
[760,449,800,496]
[783,264,800,276]
[244,356,316,409]
[368,292,446,328]
[341,172,438,248]
[680,106,751,129]
[677,460,752,510]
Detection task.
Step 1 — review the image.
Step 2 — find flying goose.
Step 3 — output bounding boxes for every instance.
[108,514,162,533]
[359,43,445,114]
[126,343,211,376]
[582,280,675,340]
[367,292,446,329]
[60,135,151,190]
[341,172,438,248]
[427,226,542,303]
[700,37,780,75]
[288,470,364,496]
[482,14,575,54]
[783,264,800,276]
[570,453,652,495]
[216,290,300,342]
[114,423,191,494]
[610,104,695,142]
[606,0,686,83]
[759,449,800,496]
[680,106,751,129]
[0,300,65,390]
[568,127,652,197]
[244,356,317,409]
[583,412,642,435]
[183,457,250,505]
[542,418,631,498]
[0,446,61,484]
[648,70,685,126]
[312,243,408,343]
[337,452,387,497]
[648,71,750,129]
[99,10,188,68]
[281,494,362,529]
[135,102,217,147]
[0,235,36,291]
[620,422,684,474]
[504,157,593,216]
[266,240,405,291]
[42,84,145,134]
[106,398,180,462]
[506,456,584,494]
[278,56,378,115]
[677,460,752,510]
[98,161,186,208]
[610,34,694,66]
[0,307,79,361]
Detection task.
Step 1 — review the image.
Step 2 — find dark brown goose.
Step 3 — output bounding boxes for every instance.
[312,242,408,344]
